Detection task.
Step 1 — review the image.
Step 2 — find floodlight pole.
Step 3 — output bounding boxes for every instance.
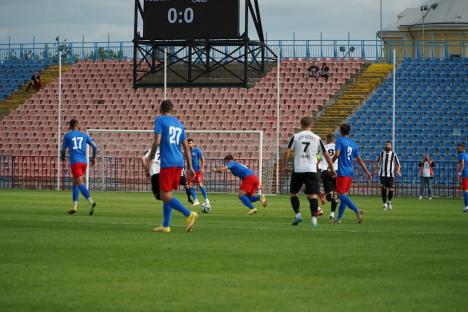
[276,58,280,194]
[164,48,167,100]
[56,38,62,191]
[392,49,396,150]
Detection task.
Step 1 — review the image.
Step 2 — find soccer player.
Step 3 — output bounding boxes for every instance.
[148,100,198,233]
[283,117,336,227]
[456,143,468,212]
[213,155,266,214]
[60,119,97,215]
[331,124,372,224]
[317,133,339,220]
[187,138,210,207]
[377,141,401,211]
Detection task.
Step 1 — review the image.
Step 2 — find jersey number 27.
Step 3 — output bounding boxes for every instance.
[169,127,182,145]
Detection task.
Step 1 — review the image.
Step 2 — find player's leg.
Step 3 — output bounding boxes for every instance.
[197,172,209,204]
[186,175,199,205]
[151,174,161,201]
[305,173,321,227]
[321,170,336,219]
[70,163,95,215]
[419,177,424,199]
[238,176,257,214]
[289,173,303,225]
[462,178,468,212]
[335,177,363,223]
[179,175,193,204]
[387,178,395,209]
[427,177,432,200]
[380,177,388,209]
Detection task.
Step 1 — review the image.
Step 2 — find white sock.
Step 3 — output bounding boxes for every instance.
[87,197,95,204]
[312,216,318,225]
[295,212,302,218]
[73,201,78,210]
[205,199,210,204]
[330,211,335,218]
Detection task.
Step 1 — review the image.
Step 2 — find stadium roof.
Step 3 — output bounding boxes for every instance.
[381,0,468,32]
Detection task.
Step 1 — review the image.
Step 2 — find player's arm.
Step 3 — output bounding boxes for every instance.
[356,156,372,180]
[148,134,160,161]
[331,150,340,163]
[282,136,294,174]
[182,139,195,177]
[394,155,401,176]
[88,137,97,166]
[213,166,228,173]
[60,136,67,164]
[200,150,205,173]
[457,156,464,182]
[320,140,336,177]
[140,152,150,173]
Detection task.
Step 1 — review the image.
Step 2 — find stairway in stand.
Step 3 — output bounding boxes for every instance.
[312,63,393,138]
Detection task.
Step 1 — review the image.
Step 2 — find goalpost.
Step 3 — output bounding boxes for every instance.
[85,129,273,193]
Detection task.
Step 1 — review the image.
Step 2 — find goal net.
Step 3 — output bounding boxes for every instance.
[85,129,276,194]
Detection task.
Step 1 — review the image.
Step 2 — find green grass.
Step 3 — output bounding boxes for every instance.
[0,190,467,312]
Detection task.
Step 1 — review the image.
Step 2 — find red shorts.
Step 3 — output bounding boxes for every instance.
[336,176,352,194]
[188,171,203,185]
[240,175,259,196]
[462,178,468,191]
[70,163,87,179]
[159,167,182,192]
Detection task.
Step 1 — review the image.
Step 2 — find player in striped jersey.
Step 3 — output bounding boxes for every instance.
[376,141,401,211]
[318,133,339,220]
[456,143,468,212]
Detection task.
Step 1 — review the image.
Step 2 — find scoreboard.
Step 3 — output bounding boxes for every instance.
[143,0,240,40]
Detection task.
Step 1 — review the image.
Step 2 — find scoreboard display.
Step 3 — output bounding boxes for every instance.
[143,0,240,40]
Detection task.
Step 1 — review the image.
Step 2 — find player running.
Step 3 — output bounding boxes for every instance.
[317,133,339,220]
[213,155,267,214]
[147,100,198,233]
[456,143,468,213]
[60,119,97,215]
[187,138,210,207]
[283,117,336,227]
[376,141,401,211]
[331,124,372,224]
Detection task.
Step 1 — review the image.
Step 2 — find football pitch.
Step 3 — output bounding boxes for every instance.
[0,190,467,312]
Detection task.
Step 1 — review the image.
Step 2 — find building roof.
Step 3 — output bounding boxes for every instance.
[382,0,468,32]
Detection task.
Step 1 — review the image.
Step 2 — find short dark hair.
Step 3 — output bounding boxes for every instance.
[69,119,79,129]
[224,155,234,162]
[187,138,194,143]
[339,123,351,136]
[386,141,392,145]
[458,143,465,148]
[160,100,173,113]
[300,117,313,128]
[326,133,336,142]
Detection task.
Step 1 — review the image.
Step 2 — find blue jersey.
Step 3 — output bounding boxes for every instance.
[458,152,468,178]
[191,147,203,172]
[227,161,254,180]
[61,130,97,165]
[154,115,187,168]
[335,136,359,177]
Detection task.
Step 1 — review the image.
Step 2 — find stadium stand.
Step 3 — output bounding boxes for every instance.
[0,61,49,101]
[349,58,468,162]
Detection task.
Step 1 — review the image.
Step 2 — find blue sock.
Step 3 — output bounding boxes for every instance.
[464,191,468,207]
[168,198,191,217]
[240,195,255,209]
[337,201,347,220]
[162,202,172,227]
[190,188,198,201]
[78,184,90,199]
[72,185,79,202]
[249,195,260,202]
[200,187,208,200]
[339,194,359,213]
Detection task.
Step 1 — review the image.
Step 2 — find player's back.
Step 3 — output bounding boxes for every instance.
[336,137,359,177]
[459,152,468,178]
[63,130,92,164]
[319,143,337,171]
[155,115,186,168]
[288,130,323,173]
[227,161,253,179]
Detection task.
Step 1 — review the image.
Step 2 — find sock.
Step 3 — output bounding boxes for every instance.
[308,197,318,217]
[200,187,208,201]
[290,196,300,214]
[464,191,468,207]
[388,190,394,202]
[331,199,337,212]
[78,184,90,200]
[162,202,172,227]
[239,195,254,209]
[296,212,302,219]
[337,201,346,220]
[249,195,260,202]
[381,188,387,203]
[72,185,79,203]
[185,188,191,200]
[168,198,191,217]
[73,201,78,210]
[339,194,359,214]
[190,188,198,201]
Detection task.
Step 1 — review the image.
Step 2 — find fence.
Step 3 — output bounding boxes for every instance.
[0,155,463,198]
[0,39,466,64]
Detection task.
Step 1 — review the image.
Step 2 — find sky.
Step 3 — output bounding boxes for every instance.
[0,0,424,44]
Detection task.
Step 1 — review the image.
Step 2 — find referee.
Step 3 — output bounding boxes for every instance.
[377,141,401,210]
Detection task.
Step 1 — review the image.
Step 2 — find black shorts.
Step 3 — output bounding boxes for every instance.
[290,172,320,195]
[380,177,395,189]
[151,174,161,199]
[179,175,187,186]
[320,170,336,194]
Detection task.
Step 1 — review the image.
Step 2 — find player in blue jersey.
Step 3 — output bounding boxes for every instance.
[213,155,267,214]
[187,138,210,207]
[331,124,372,223]
[456,143,468,212]
[60,119,97,215]
[147,100,198,233]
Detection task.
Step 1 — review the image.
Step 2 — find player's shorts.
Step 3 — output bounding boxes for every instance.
[240,174,260,196]
[70,162,87,179]
[151,174,161,200]
[188,171,203,185]
[159,167,182,192]
[336,176,352,194]
[320,170,336,194]
[290,172,320,195]
[179,174,188,187]
[462,177,468,191]
[380,176,395,189]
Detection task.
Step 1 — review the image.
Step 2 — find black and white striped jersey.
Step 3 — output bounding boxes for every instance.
[377,151,400,178]
[287,130,326,173]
